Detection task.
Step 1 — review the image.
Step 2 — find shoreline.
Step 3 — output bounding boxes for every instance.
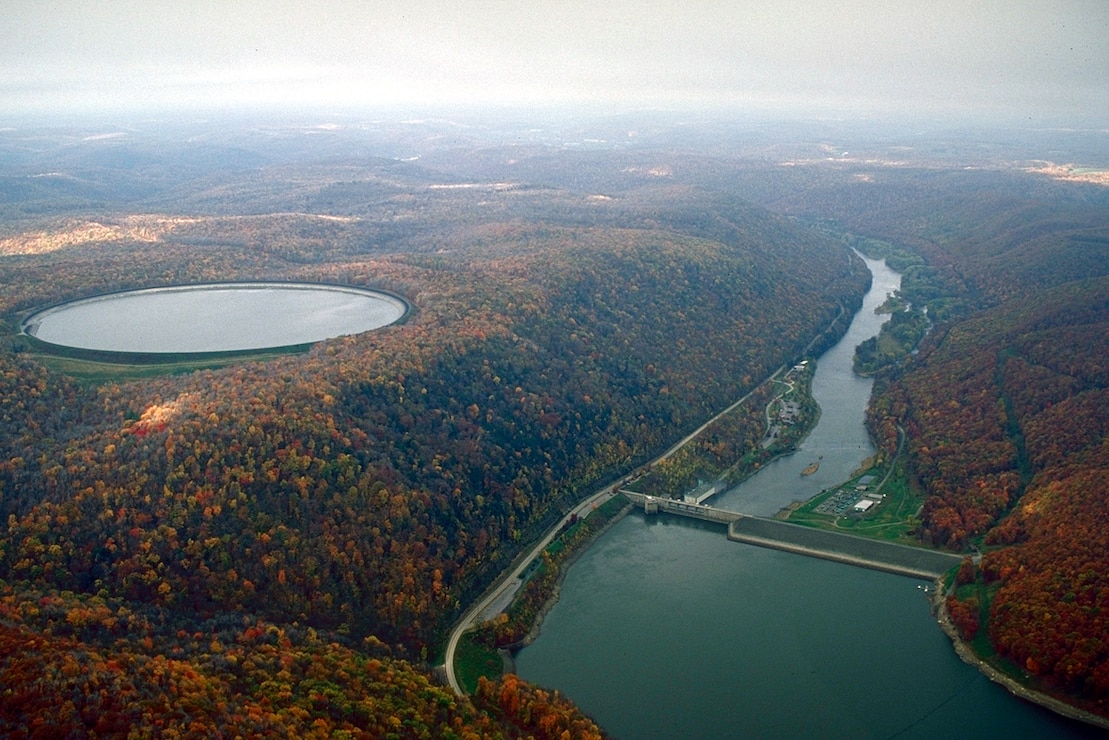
[501,499,634,674]
[933,580,1109,731]
[497,366,823,672]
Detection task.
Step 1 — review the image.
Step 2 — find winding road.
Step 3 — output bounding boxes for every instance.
[441,364,787,694]
[442,484,619,694]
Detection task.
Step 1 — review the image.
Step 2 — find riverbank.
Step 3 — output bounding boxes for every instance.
[453,495,631,691]
[728,515,961,580]
[934,580,1109,731]
[501,498,633,675]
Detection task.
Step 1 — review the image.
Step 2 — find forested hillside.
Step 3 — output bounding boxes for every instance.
[0,126,867,735]
[6,117,1106,727]
[760,158,1109,715]
[875,273,1109,711]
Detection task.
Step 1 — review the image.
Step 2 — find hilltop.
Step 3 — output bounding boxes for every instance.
[0,117,868,736]
[2,113,1107,731]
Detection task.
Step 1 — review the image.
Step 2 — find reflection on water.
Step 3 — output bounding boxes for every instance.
[23,283,406,353]
[516,255,1098,739]
[716,254,900,517]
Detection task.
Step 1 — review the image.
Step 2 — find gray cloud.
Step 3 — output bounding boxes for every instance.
[3,0,1107,123]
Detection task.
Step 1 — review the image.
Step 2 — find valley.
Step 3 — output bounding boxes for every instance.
[1,114,1107,735]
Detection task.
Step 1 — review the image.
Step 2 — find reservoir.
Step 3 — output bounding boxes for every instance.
[21,282,407,354]
[515,255,1097,738]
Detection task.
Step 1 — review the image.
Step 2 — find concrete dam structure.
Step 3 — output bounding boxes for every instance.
[623,491,962,580]
[726,516,963,580]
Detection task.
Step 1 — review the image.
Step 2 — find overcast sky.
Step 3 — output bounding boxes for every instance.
[3,0,1107,124]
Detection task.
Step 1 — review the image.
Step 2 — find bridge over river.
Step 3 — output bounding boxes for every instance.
[622,491,962,580]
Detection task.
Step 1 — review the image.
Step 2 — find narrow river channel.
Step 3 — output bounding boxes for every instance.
[515,255,1099,738]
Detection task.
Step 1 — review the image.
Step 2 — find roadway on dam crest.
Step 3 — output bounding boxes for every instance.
[622,490,962,580]
[726,514,963,580]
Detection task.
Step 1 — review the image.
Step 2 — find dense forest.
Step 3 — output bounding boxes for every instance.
[3,116,1108,729]
[0,121,870,735]
[754,158,1109,716]
[878,276,1109,711]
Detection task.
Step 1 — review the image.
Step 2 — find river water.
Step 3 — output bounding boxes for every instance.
[515,255,1098,738]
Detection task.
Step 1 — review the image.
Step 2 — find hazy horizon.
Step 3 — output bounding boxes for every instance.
[3,1,1108,127]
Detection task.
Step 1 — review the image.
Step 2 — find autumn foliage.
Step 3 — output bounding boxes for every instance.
[843,167,1109,711]
[0,582,597,738]
[872,279,1109,701]
[0,139,870,735]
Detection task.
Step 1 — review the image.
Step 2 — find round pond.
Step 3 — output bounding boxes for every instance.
[21,282,408,355]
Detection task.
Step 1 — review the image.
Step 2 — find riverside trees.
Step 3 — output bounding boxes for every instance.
[0,131,868,735]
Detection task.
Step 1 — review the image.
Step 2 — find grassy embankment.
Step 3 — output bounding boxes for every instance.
[946,570,1002,664]
[786,463,927,545]
[453,636,506,695]
[11,331,314,383]
[27,348,311,383]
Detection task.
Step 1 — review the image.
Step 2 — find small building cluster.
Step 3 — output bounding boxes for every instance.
[814,474,884,516]
[761,363,808,449]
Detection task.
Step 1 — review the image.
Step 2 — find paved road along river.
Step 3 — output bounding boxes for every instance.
[515,254,1099,739]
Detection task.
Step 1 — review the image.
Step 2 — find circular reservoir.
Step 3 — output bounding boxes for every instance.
[21,282,408,355]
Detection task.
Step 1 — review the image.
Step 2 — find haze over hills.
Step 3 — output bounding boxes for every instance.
[1,110,1108,734]
[6,1,1108,128]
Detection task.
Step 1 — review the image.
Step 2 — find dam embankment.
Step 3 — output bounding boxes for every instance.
[727,516,962,580]
[621,489,961,580]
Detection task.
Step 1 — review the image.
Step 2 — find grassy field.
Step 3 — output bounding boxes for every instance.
[26,346,309,383]
[454,633,504,694]
[786,460,927,546]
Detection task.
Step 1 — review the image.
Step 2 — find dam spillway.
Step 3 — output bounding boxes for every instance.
[726,515,963,580]
[622,491,962,580]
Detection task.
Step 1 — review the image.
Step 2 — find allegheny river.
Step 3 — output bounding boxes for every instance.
[515,256,1098,738]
